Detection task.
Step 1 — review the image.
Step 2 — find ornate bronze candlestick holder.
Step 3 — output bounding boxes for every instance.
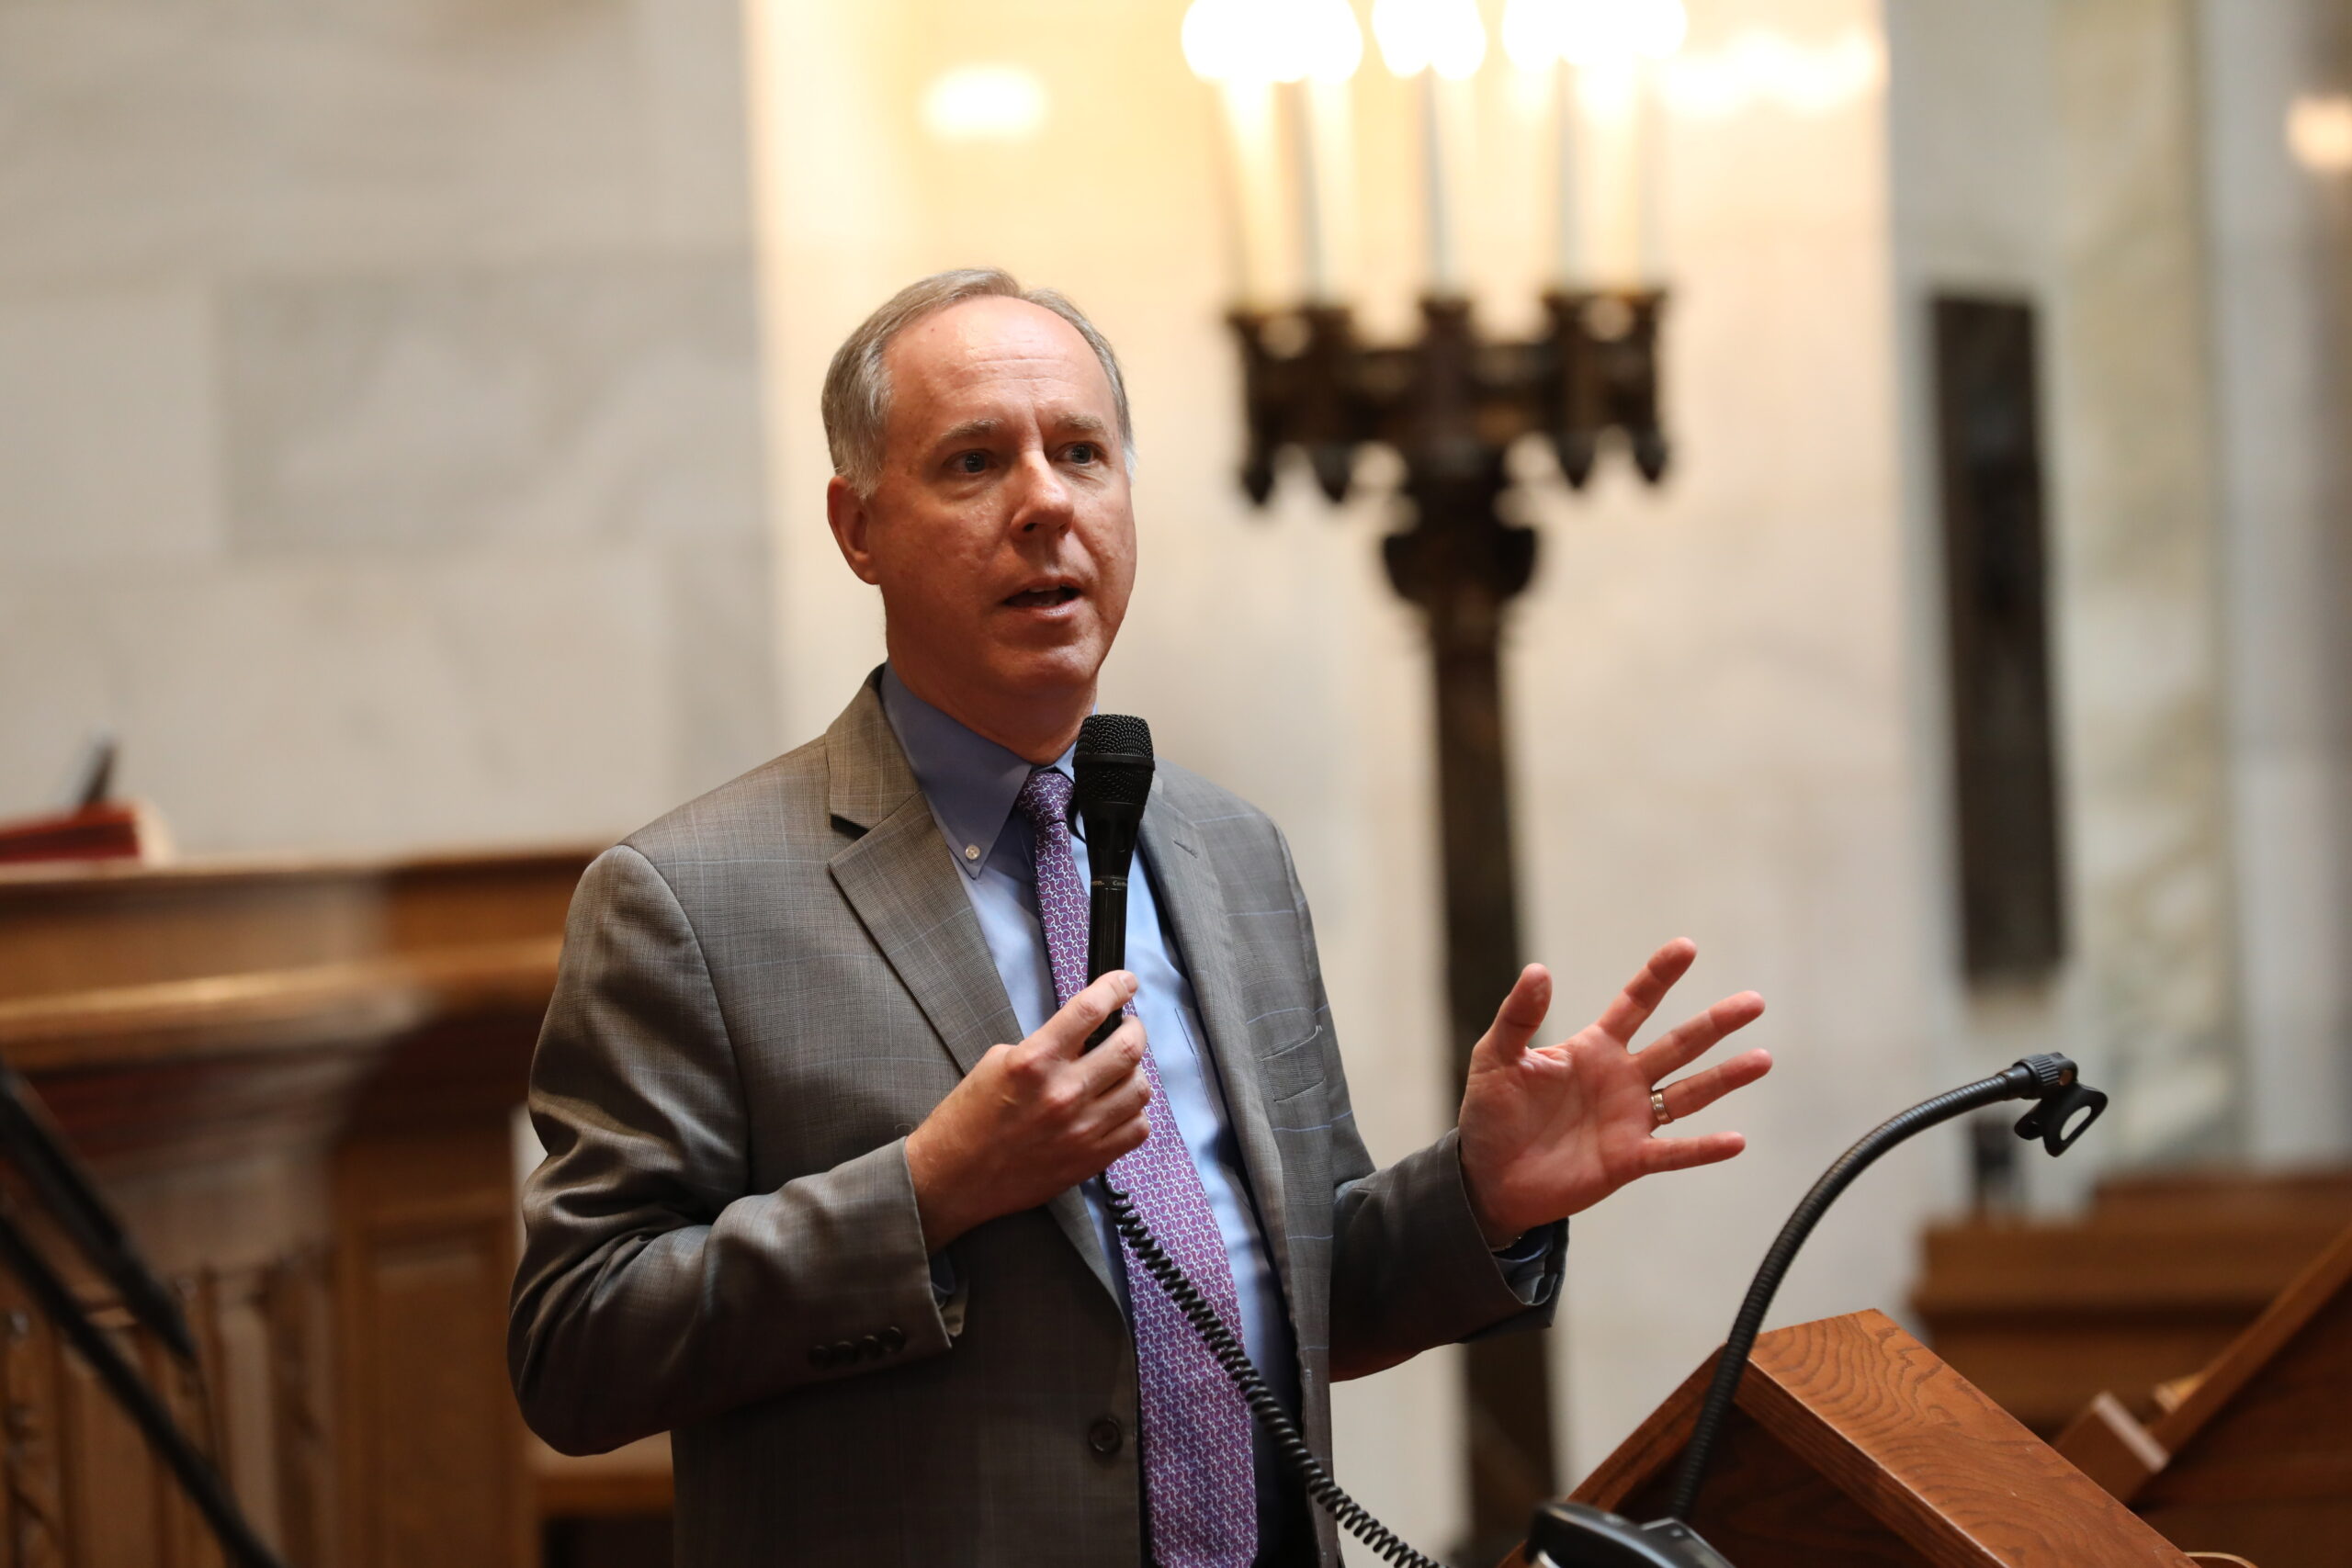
[1225,286,1670,1560]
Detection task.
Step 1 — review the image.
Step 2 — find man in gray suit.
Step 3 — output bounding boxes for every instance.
[509,269,1771,1568]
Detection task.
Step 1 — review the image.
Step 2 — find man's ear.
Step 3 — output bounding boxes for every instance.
[824,475,882,585]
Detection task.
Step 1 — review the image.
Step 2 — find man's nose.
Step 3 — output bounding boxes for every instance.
[1007,448,1075,535]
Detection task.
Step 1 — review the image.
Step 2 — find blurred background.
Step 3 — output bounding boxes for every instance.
[2,1,2348,1564]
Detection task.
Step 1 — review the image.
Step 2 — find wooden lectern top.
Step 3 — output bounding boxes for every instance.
[1527,1309,2198,1568]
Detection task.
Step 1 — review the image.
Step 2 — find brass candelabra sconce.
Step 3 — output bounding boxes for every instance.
[1187,0,1686,1555]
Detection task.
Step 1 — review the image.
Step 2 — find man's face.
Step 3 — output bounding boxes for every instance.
[831,296,1136,722]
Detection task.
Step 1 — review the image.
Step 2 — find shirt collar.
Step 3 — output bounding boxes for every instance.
[879,665,1075,881]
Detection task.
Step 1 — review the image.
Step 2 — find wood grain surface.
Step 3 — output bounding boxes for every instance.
[0,850,589,1568]
[1552,1310,2198,1568]
[2099,1217,2352,1566]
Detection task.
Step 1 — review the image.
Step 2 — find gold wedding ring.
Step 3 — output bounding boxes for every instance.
[1650,1089,1673,1127]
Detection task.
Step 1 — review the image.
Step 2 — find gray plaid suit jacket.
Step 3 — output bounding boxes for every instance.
[509,673,1561,1567]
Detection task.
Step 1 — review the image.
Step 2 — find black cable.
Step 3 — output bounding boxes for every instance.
[1102,1178,1451,1568]
[0,1059,198,1363]
[0,1201,288,1568]
[1663,1062,2043,1522]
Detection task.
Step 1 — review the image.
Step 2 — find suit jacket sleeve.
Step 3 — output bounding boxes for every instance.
[1279,836,1566,1382]
[507,844,956,1455]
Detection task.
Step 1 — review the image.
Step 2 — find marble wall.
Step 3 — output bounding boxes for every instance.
[2049,0,2245,1165]
[0,0,780,854]
[1888,0,2352,1189]
[2197,0,2352,1164]
[1887,0,2251,1199]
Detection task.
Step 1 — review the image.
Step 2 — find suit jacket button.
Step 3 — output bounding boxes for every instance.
[879,1325,906,1354]
[808,1346,831,1368]
[1087,1417,1124,1457]
[858,1335,883,1360]
[831,1340,857,1366]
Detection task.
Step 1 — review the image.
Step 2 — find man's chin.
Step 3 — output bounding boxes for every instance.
[981,638,1109,697]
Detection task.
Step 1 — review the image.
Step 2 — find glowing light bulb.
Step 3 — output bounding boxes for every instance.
[1372,0,1488,81]
[1502,0,1571,73]
[920,65,1049,143]
[2290,93,2352,174]
[1182,0,1364,85]
[1557,0,1687,64]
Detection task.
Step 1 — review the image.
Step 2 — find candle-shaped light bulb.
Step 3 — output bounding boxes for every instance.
[1373,0,1487,78]
[1185,0,1363,306]
[1554,0,1683,284]
[1374,0,1486,296]
[1555,0,1686,65]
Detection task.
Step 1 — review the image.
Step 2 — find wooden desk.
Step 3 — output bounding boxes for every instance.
[2057,1216,2352,1565]
[0,847,592,1568]
[1913,1169,2352,1433]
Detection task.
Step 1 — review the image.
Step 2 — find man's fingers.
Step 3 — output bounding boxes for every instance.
[1481,964,1553,1062]
[1633,991,1766,1081]
[1594,938,1699,1043]
[1034,971,1138,1058]
[1080,1064,1153,1134]
[1638,1129,1746,1176]
[1654,1048,1773,1121]
[1075,1016,1148,1096]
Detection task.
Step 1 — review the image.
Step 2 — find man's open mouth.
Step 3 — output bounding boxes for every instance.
[1004,584,1081,609]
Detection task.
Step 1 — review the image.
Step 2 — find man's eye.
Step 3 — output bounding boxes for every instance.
[1068,443,1098,465]
[955,451,989,475]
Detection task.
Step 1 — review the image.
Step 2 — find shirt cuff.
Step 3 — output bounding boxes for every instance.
[928,1248,967,1337]
[1491,1220,1566,1305]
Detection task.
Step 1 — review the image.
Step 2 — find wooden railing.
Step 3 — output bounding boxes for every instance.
[0,847,594,1568]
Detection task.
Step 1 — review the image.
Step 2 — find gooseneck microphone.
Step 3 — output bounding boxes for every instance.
[1072,713,1155,1048]
[1526,1054,2110,1567]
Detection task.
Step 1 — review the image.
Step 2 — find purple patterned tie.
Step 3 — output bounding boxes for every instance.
[1014,767,1256,1568]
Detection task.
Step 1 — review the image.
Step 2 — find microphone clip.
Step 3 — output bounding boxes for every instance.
[2009,1055,2108,1157]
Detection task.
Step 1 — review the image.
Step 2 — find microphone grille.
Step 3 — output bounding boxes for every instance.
[1075,713,1154,808]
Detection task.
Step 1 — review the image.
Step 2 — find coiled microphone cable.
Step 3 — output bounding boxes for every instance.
[1077,715,1447,1565]
[1102,1178,1450,1568]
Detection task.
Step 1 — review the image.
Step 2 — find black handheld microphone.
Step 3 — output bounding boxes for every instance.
[1069,710,1464,1568]
[1071,713,1154,1048]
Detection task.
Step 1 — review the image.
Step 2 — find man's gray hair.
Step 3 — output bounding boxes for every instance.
[820,267,1136,498]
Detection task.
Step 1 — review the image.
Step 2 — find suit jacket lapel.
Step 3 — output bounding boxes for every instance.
[1138,786,1299,1310]
[821,676,1118,1299]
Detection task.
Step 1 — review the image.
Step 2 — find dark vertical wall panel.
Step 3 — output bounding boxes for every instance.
[1933,296,2066,976]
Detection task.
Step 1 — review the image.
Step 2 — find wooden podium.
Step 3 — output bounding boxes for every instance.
[0,847,592,1568]
[1511,1309,2203,1567]
[2056,1217,2352,1567]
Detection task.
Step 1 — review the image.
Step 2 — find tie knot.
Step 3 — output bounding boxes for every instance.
[1015,766,1073,829]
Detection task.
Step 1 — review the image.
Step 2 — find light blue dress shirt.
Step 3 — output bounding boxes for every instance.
[879,668,1546,1547]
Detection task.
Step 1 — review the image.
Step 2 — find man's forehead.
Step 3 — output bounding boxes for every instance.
[887,296,1114,417]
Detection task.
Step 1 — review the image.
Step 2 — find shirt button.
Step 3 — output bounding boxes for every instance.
[963,843,981,861]
[1086,1416,1124,1457]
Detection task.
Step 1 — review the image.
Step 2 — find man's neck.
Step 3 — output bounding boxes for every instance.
[887,661,1089,766]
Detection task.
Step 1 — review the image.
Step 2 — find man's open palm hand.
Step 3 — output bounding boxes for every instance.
[1457,940,1770,1246]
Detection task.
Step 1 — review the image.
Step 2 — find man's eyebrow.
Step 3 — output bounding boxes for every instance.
[930,416,1002,452]
[1051,412,1114,439]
